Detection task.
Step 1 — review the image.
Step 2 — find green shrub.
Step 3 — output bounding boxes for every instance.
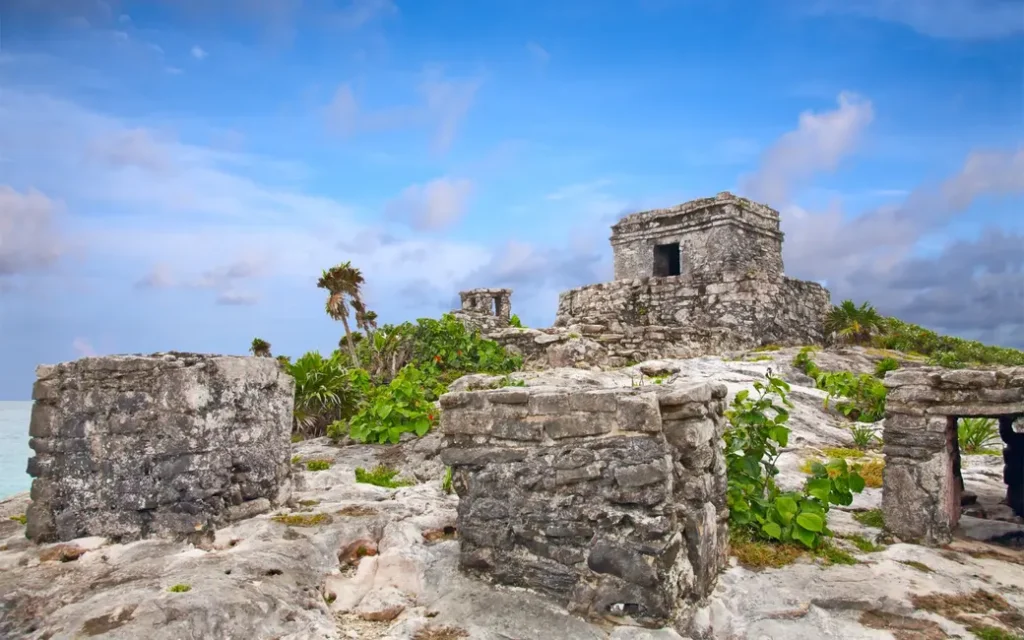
[958,417,1001,454]
[873,357,900,378]
[927,351,966,369]
[306,459,332,472]
[875,317,1024,367]
[825,300,885,345]
[794,347,887,422]
[284,351,370,438]
[411,313,522,375]
[509,314,524,328]
[724,372,865,549]
[347,365,438,444]
[355,465,414,488]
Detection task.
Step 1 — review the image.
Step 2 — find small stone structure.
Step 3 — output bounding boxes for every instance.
[555,193,830,358]
[453,193,832,368]
[882,367,1024,545]
[453,288,513,333]
[26,353,295,543]
[438,380,728,631]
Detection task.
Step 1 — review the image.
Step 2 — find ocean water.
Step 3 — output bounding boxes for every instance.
[0,401,32,499]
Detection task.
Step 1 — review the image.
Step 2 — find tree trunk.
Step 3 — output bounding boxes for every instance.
[339,312,359,365]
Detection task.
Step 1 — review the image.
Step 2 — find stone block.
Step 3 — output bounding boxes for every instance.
[25,353,293,543]
[545,413,615,439]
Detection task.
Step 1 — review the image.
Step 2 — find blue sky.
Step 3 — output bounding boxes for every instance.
[1,0,1022,399]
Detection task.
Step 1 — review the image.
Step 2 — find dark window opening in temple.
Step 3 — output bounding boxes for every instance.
[653,243,681,277]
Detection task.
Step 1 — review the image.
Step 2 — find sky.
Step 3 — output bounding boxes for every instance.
[0,0,1022,399]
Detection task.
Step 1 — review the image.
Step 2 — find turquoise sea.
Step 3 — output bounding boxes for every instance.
[0,401,32,499]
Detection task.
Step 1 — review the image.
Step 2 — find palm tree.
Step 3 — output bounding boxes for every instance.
[317,261,366,364]
[825,300,885,345]
[250,337,272,357]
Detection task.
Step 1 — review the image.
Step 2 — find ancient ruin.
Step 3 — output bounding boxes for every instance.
[454,193,832,366]
[25,353,295,543]
[438,378,729,631]
[882,367,1024,545]
[452,287,513,333]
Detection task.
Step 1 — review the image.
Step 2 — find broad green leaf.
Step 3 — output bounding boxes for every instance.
[762,522,782,540]
[849,472,866,493]
[796,512,824,532]
[774,496,799,517]
[792,526,817,549]
[806,478,831,503]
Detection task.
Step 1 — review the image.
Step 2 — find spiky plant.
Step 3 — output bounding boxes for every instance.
[825,300,885,346]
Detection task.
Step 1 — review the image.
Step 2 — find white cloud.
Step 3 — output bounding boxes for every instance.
[191,45,208,60]
[0,88,497,310]
[526,41,550,64]
[166,66,184,75]
[0,186,65,279]
[386,177,474,231]
[742,92,874,205]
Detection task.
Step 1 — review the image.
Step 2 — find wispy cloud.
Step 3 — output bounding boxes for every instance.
[386,177,474,230]
[191,45,208,60]
[526,41,550,64]
[323,70,482,153]
[808,0,1024,40]
[0,186,66,282]
[741,92,874,204]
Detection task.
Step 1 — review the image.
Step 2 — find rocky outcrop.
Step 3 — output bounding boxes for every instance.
[882,366,1024,545]
[1,349,1021,640]
[439,381,728,631]
[25,353,294,544]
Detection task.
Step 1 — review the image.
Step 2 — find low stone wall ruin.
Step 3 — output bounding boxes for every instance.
[26,353,295,543]
[550,274,829,362]
[438,380,728,630]
[882,367,1024,545]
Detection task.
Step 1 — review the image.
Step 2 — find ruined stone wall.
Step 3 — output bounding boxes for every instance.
[26,353,295,543]
[552,274,830,362]
[611,193,784,282]
[438,381,728,630]
[882,367,1024,545]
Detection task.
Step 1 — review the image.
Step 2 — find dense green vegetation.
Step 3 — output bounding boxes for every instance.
[827,300,1024,367]
[266,261,522,443]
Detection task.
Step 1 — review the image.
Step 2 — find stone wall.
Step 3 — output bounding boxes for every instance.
[453,288,513,334]
[611,192,784,282]
[882,367,1024,545]
[26,353,295,543]
[438,380,728,631]
[552,273,830,361]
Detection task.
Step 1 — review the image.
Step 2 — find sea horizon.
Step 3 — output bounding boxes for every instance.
[0,401,33,500]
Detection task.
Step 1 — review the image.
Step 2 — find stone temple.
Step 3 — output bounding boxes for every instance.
[456,192,832,366]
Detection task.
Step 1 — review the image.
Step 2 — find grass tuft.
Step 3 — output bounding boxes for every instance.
[355,464,414,489]
[305,459,332,471]
[168,584,191,593]
[271,512,333,527]
[853,508,885,529]
[729,535,805,570]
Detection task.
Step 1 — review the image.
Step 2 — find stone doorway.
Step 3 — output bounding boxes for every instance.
[882,367,1024,546]
[653,242,681,277]
[949,415,1024,524]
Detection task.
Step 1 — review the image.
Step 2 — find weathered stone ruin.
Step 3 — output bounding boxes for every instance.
[438,379,729,631]
[555,192,830,358]
[882,367,1024,545]
[451,287,513,333]
[25,353,295,543]
[454,193,832,368]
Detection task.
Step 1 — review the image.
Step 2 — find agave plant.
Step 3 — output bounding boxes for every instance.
[283,350,368,438]
[958,417,1001,454]
[825,300,886,346]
